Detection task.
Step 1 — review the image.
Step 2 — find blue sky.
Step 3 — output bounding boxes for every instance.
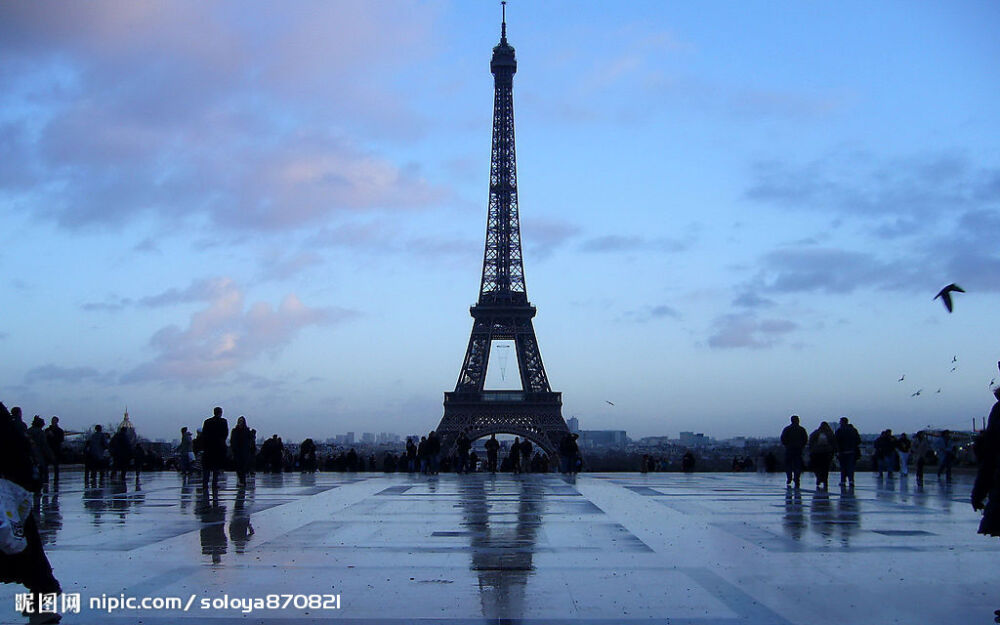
[2,1,999,442]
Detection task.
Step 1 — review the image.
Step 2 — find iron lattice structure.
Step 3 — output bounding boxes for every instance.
[436,14,570,457]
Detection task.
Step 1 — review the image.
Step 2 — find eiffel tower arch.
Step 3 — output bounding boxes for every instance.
[436,7,570,458]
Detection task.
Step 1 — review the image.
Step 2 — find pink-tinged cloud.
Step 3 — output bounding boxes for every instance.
[0,1,444,232]
[123,278,356,384]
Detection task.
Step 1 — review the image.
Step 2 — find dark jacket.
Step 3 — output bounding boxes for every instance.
[835,423,861,454]
[201,415,229,469]
[973,400,1000,536]
[781,424,808,450]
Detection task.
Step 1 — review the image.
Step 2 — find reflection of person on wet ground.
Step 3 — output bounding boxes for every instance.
[229,487,255,553]
[201,407,229,490]
[230,417,254,485]
[510,437,522,474]
[782,488,804,542]
[808,421,837,490]
[1,402,62,624]
[485,434,500,473]
[835,417,861,488]
[781,415,808,488]
[972,386,1000,623]
[809,488,833,539]
[197,489,227,564]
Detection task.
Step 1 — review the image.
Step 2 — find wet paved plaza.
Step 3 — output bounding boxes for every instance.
[3,470,997,624]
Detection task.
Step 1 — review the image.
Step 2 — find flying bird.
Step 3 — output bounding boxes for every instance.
[605,400,615,406]
[952,356,958,363]
[934,283,965,313]
[990,378,996,387]
[898,375,905,382]
[951,367,958,372]
[911,389,922,397]
[936,389,942,394]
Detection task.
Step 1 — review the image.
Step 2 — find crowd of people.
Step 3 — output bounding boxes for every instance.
[780,414,966,490]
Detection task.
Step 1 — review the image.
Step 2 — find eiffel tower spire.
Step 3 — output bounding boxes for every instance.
[436,8,570,458]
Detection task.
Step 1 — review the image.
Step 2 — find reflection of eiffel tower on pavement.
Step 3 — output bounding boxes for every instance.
[458,475,543,618]
[436,5,570,456]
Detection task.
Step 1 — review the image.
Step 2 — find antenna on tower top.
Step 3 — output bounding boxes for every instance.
[501,1,507,42]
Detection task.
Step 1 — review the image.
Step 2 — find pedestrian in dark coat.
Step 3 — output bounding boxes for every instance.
[229,416,254,485]
[45,417,64,483]
[973,387,1000,535]
[808,421,837,490]
[0,402,61,623]
[835,417,861,487]
[201,406,229,489]
[781,415,808,488]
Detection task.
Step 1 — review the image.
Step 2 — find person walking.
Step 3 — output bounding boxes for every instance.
[230,417,254,485]
[912,431,931,482]
[84,424,108,484]
[781,415,808,488]
[896,432,912,477]
[201,407,229,490]
[937,430,956,481]
[808,421,837,490]
[485,434,500,473]
[972,386,1000,623]
[26,417,55,489]
[519,438,533,474]
[874,430,897,478]
[510,437,522,474]
[835,417,861,487]
[177,427,194,479]
[1,403,62,625]
[109,425,134,481]
[45,417,64,485]
[455,431,471,474]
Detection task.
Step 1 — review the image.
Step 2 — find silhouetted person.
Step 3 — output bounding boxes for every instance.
[808,421,836,490]
[230,416,253,485]
[406,437,417,472]
[835,416,861,487]
[681,450,696,472]
[45,417,64,484]
[510,437,522,474]
[178,427,194,479]
[201,406,229,489]
[937,430,956,481]
[912,431,931,482]
[456,431,471,474]
[485,434,500,473]
[874,430,896,478]
[781,415,808,488]
[972,387,1000,622]
[468,450,479,473]
[519,438,533,473]
[0,402,61,624]
[110,425,134,481]
[417,436,429,473]
[346,448,358,472]
[896,432,912,477]
[427,431,441,474]
[299,438,317,472]
[84,424,108,484]
[27,416,54,488]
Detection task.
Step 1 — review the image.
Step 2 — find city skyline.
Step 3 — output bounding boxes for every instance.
[1,1,999,442]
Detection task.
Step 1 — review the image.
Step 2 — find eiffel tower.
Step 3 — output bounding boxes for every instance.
[436,6,570,457]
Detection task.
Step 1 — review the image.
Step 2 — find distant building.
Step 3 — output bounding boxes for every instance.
[362,432,375,444]
[579,430,628,448]
[567,417,579,433]
[680,432,710,447]
[346,432,355,445]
